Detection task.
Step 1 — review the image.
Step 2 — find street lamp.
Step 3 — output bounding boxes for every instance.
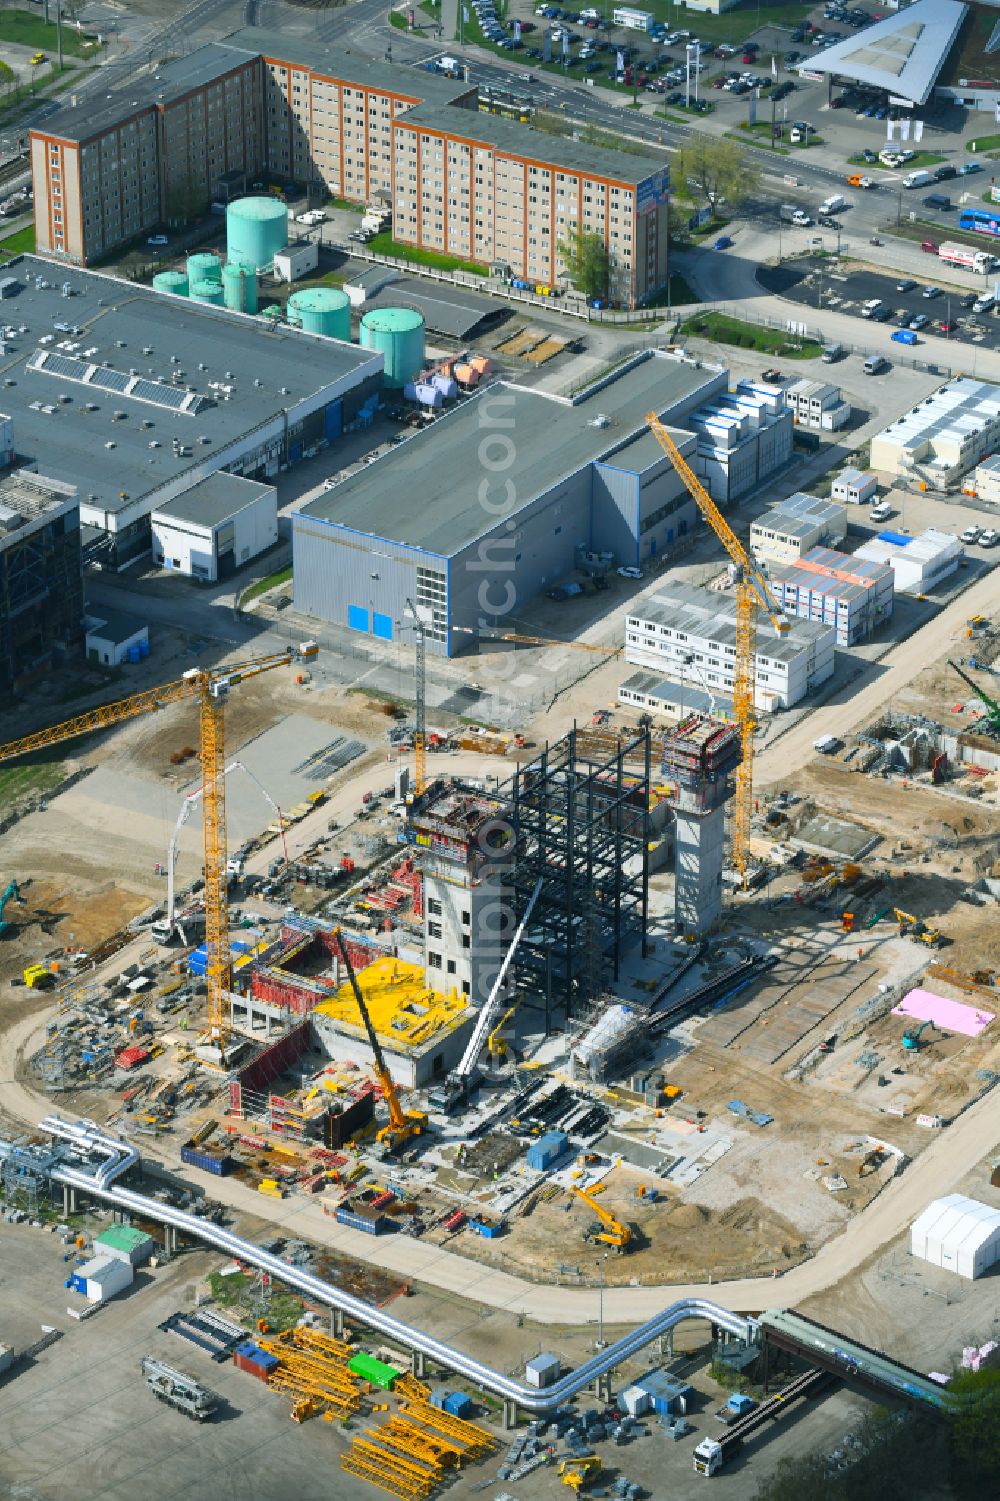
[596,1253,609,1349]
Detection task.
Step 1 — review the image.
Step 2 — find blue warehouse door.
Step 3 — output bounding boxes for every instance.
[372,612,393,641]
[347,604,369,633]
[325,401,343,440]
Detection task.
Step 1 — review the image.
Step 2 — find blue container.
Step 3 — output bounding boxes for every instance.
[429,1386,452,1410]
[128,645,141,664]
[443,1392,473,1418]
[526,1130,569,1171]
[728,1393,755,1415]
[181,1142,233,1176]
[139,638,150,659]
[335,1205,386,1235]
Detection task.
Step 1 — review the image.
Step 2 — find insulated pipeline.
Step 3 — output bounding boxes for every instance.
[46,1117,752,1411]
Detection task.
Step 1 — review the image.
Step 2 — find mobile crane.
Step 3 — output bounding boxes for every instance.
[0,879,23,938]
[330,930,428,1152]
[572,1185,632,1253]
[0,645,317,1060]
[645,412,790,881]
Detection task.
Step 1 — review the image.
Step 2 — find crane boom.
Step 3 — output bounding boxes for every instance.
[948,659,1000,726]
[0,646,316,1057]
[404,598,429,796]
[644,412,789,881]
[572,1185,631,1252]
[331,930,427,1149]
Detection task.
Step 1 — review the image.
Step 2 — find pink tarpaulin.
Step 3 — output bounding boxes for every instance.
[892,988,994,1038]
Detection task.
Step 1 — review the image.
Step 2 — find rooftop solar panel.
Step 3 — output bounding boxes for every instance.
[90,367,131,394]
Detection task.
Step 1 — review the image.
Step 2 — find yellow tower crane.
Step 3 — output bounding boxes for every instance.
[645,412,790,881]
[0,644,317,1059]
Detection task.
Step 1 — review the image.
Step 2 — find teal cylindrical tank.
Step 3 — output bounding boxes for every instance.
[189,278,224,306]
[222,262,258,315]
[226,196,288,272]
[186,251,222,285]
[152,270,188,297]
[360,307,425,389]
[287,287,350,341]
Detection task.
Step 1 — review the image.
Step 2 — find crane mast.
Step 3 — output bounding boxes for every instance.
[644,412,789,881]
[0,645,317,1060]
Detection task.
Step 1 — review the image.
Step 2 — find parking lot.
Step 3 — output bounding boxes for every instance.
[760,256,1000,352]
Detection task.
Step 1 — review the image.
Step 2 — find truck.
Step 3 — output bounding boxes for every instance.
[819,194,846,215]
[903,169,932,189]
[693,1370,829,1475]
[141,1357,219,1420]
[780,203,812,226]
[938,240,996,274]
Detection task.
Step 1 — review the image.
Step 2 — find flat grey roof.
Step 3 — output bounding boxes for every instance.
[153,472,274,530]
[86,607,147,645]
[366,276,502,338]
[798,0,967,106]
[399,103,666,186]
[297,354,719,557]
[41,42,258,144]
[224,28,473,105]
[0,257,378,516]
[622,671,735,719]
[631,580,830,664]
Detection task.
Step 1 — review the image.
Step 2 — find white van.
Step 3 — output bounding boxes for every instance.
[820,194,846,215]
[973,292,995,314]
[814,734,841,754]
[903,169,932,189]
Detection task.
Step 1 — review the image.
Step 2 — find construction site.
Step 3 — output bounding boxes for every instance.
[1,400,999,1500]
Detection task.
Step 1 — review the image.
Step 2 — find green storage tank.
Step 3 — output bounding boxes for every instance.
[360,306,425,389]
[152,270,188,298]
[226,196,288,272]
[222,262,258,315]
[347,1353,401,1390]
[186,252,222,285]
[189,278,224,306]
[287,287,350,341]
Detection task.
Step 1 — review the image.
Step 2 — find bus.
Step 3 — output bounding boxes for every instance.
[958,207,1000,237]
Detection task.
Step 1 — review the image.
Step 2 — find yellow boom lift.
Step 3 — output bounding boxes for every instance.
[645,413,790,881]
[331,929,428,1151]
[0,646,317,1059]
[572,1185,632,1253]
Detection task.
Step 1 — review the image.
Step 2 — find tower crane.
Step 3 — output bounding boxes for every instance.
[402,598,430,797]
[330,929,428,1151]
[645,412,790,881]
[0,644,318,1059]
[571,1185,632,1253]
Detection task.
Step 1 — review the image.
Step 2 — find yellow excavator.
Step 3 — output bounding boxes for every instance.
[331,931,427,1152]
[572,1185,632,1253]
[893,909,943,947]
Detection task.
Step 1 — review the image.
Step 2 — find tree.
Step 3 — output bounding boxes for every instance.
[557,225,610,301]
[948,1366,1000,1480]
[675,136,760,218]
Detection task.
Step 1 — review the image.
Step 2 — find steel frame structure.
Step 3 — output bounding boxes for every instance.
[504,726,652,1024]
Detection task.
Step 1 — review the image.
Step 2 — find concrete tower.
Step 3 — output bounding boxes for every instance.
[661,716,743,935]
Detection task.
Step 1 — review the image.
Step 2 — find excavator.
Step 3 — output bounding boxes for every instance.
[893,909,943,947]
[948,658,1000,737]
[0,879,23,939]
[331,931,427,1153]
[903,1019,937,1052]
[572,1185,632,1254]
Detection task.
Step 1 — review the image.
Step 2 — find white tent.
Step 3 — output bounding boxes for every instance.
[910,1194,1000,1280]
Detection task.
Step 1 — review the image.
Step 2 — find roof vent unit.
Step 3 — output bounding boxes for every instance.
[199,435,211,444]
[588,413,610,428]
[198,362,207,371]
[224,371,233,380]
[148,440,161,449]
[171,354,179,363]
[104,441,116,449]
[3,378,14,387]
[280,387,289,395]
[254,378,262,387]
[116,340,126,348]
[142,345,153,355]
[113,410,126,421]
[140,418,153,429]
[58,393,72,404]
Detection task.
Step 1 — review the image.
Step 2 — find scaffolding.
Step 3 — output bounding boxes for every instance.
[504,726,653,1024]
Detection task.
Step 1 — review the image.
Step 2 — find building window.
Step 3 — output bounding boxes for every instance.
[462,934,471,950]
[446,959,457,975]
[427,898,442,916]
[428,951,442,968]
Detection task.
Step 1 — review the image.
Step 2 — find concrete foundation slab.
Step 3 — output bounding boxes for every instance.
[794,814,880,861]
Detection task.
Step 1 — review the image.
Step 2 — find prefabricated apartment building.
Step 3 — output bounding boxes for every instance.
[29,28,670,307]
[293,353,793,654]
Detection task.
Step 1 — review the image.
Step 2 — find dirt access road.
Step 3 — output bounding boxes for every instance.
[755,567,1000,788]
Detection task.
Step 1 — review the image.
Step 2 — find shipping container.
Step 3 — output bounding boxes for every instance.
[347,1352,401,1390]
[443,1391,474,1418]
[181,1142,234,1176]
[525,1352,561,1388]
[526,1131,569,1171]
[335,1205,386,1235]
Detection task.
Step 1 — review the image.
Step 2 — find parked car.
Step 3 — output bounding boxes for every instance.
[962,526,982,545]
[713,235,733,249]
[869,502,893,520]
[922,285,942,299]
[908,312,929,329]
[147,234,169,246]
[617,565,643,580]
[895,278,916,292]
[979,529,999,547]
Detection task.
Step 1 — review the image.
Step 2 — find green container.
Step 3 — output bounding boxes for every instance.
[347,1352,401,1390]
[186,252,222,285]
[287,286,350,341]
[222,261,258,315]
[152,270,188,297]
[189,278,224,306]
[360,306,425,389]
[226,195,288,272]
